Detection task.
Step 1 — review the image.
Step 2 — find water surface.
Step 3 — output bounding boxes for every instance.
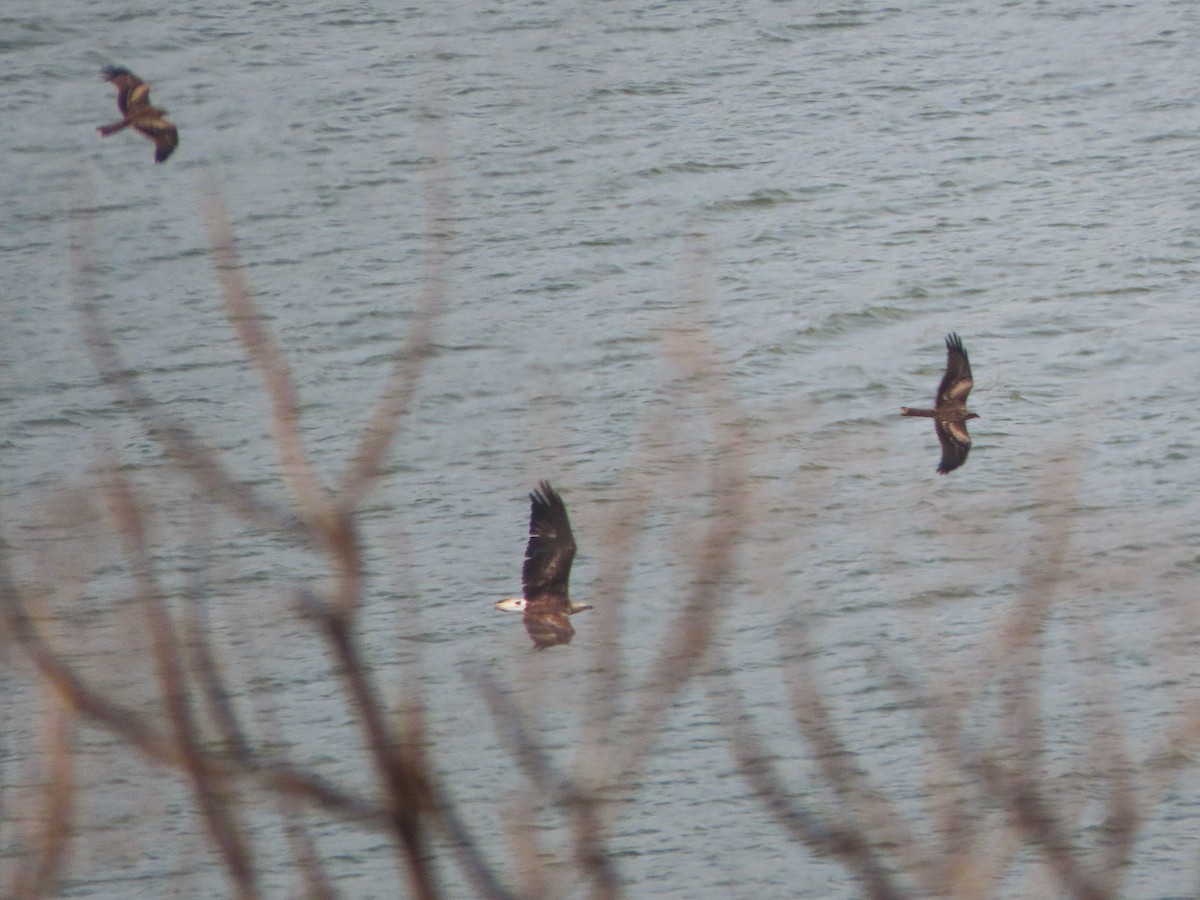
[4,0,1200,896]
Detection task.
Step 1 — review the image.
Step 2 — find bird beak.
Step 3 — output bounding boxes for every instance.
[495,597,525,612]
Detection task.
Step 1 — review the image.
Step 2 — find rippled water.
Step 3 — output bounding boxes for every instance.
[5,0,1200,896]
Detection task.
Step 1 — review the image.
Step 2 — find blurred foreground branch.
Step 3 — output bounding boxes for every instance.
[4,188,1198,900]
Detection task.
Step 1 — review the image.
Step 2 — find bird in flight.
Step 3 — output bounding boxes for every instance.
[901,333,979,474]
[495,482,592,649]
[97,66,179,163]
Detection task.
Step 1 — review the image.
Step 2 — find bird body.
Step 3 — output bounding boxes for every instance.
[901,333,978,474]
[495,482,591,649]
[98,66,179,163]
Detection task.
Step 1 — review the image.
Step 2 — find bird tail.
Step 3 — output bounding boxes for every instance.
[97,120,130,136]
[900,407,938,418]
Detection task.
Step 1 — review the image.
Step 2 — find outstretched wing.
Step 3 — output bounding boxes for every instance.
[935,333,973,407]
[134,119,179,162]
[935,420,971,474]
[102,66,147,116]
[522,482,576,606]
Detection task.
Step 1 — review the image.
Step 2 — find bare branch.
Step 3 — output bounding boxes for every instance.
[277,792,340,900]
[101,459,260,898]
[199,190,330,527]
[11,697,76,899]
[182,517,252,757]
[305,593,439,899]
[580,436,657,765]
[712,678,904,900]
[475,667,619,899]
[0,580,387,829]
[339,153,447,512]
[616,317,748,779]
[780,625,932,890]
[955,464,1113,900]
[69,192,309,544]
[432,790,521,900]
[874,650,1014,896]
[1075,621,1138,894]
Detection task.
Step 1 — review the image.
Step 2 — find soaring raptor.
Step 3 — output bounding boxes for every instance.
[97,66,179,163]
[901,333,979,474]
[495,482,592,649]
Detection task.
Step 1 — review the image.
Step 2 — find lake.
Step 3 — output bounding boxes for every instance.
[4,0,1200,896]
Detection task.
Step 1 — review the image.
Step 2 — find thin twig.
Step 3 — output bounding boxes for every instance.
[475,667,619,899]
[615,317,748,780]
[199,190,330,528]
[0,580,387,826]
[779,621,933,890]
[70,192,309,545]
[12,695,76,898]
[306,594,439,899]
[101,459,260,898]
[712,676,905,900]
[339,152,447,513]
[182,514,252,757]
[278,791,340,900]
[432,787,522,900]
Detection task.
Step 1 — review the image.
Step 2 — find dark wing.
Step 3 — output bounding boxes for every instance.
[102,66,146,116]
[135,118,179,162]
[935,420,971,474]
[521,481,576,606]
[522,602,575,649]
[935,333,973,407]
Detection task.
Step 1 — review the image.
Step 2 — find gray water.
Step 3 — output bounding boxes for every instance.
[5,0,1200,896]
